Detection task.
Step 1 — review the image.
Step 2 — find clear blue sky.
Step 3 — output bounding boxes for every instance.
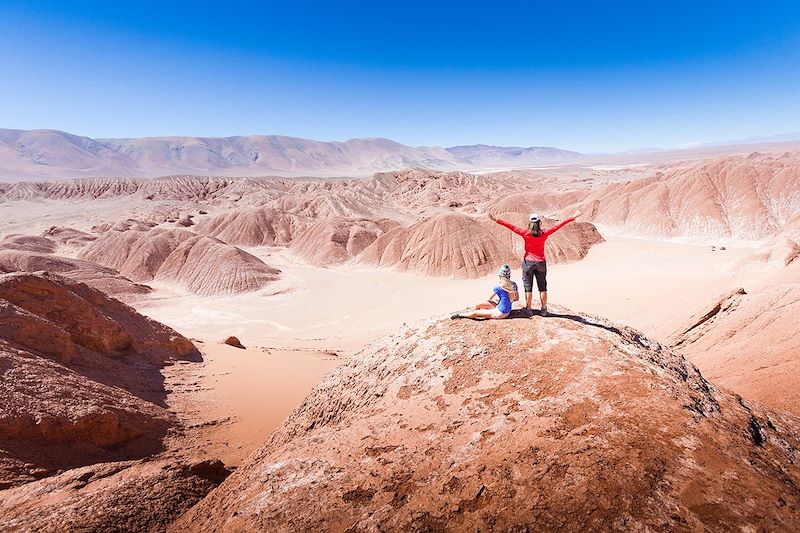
[1,0,799,152]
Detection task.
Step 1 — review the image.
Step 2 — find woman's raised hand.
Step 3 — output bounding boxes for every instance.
[573,207,584,219]
[487,213,497,221]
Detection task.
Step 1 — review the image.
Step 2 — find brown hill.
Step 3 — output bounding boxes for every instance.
[358,213,603,278]
[371,168,533,211]
[358,212,510,278]
[0,272,198,488]
[485,190,588,216]
[0,234,57,254]
[80,227,279,295]
[0,459,230,532]
[41,226,97,247]
[0,175,268,202]
[268,183,382,219]
[0,249,151,298]
[194,207,309,246]
[288,217,395,266]
[669,253,800,416]
[576,151,800,239]
[174,312,800,531]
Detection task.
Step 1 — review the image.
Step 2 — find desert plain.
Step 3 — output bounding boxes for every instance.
[1,135,799,531]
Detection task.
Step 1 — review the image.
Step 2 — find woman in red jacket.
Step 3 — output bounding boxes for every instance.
[489,209,582,316]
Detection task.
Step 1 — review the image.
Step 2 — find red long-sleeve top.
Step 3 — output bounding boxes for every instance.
[495,218,575,262]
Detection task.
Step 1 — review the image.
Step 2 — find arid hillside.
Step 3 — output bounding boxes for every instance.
[576,151,800,239]
[0,272,198,488]
[175,312,800,532]
[669,238,800,415]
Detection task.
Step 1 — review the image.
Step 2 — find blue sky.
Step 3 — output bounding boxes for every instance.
[1,0,799,152]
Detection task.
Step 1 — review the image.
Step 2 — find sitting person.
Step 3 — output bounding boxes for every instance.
[453,264,518,320]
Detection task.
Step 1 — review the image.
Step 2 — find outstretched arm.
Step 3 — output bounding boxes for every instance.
[543,208,583,236]
[489,214,528,237]
[543,217,575,237]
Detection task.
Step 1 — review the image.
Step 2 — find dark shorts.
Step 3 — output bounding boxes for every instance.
[522,260,547,292]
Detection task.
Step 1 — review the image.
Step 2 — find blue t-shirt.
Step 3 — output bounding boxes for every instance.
[493,283,516,314]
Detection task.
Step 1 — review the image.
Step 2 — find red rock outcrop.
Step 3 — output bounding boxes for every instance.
[80,227,280,295]
[174,312,800,531]
[223,336,245,349]
[0,459,231,532]
[0,272,199,488]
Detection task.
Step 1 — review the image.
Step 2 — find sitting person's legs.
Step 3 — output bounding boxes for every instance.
[456,301,509,320]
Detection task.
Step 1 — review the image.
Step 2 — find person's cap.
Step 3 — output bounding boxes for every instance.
[499,264,511,278]
[529,213,541,222]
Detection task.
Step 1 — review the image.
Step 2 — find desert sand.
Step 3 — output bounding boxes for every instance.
[2,149,799,530]
[162,344,340,467]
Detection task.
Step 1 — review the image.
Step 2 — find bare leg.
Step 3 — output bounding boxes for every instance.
[540,291,548,313]
[474,302,495,310]
[460,309,503,319]
[525,291,533,310]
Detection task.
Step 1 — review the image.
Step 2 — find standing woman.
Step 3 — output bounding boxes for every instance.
[489,209,582,315]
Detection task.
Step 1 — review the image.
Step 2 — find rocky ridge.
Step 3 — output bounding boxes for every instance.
[0,272,199,488]
[175,311,800,531]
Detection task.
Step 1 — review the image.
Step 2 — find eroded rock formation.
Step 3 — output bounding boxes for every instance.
[0,272,199,488]
[175,312,800,531]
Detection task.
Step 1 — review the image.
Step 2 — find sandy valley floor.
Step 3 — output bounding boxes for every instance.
[144,235,755,466]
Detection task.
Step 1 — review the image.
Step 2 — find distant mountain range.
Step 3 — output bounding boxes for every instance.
[0,129,582,181]
[693,132,800,148]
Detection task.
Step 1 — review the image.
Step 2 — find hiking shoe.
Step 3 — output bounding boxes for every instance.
[451,313,462,320]
[540,307,548,317]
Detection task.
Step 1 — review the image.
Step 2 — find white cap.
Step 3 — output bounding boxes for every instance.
[529,213,541,222]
